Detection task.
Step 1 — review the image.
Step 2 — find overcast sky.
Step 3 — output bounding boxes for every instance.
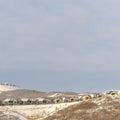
[0,0,120,92]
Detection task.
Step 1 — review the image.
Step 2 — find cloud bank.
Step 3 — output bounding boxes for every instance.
[0,0,120,91]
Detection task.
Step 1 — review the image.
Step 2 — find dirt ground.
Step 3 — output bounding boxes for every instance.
[0,102,79,120]
[45,99,120,120]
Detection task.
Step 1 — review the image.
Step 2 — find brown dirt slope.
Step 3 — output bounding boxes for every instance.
[45,99,120,120]
[0,89,78,100]
[0,89,46,100]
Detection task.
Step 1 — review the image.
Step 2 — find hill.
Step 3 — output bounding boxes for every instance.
[0,89,78,100]
[45,97,120,120]
[0,83,19,92]
[1,83,120,120]
[0,89,46,100]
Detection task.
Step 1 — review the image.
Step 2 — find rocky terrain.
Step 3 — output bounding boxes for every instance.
[0,83,78,100]
[0,102,79,120]
[0,83,120,120]
[45,97,120,120]
[0,96,120,120]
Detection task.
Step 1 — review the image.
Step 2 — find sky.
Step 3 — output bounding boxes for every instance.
[0,0,120,92]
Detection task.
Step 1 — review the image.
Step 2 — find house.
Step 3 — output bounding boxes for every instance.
[96,93,104,98]
[106,90,118,96]
[61,97,69,102]
[21,98,31,105]
[106,90,120,99]
[81,95,92,101]
[36,98,52,104]
[3,98,17,105]
[53,98,62,103]
[69,97,76,102]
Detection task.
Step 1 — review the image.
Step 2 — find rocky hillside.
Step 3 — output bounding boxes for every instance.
[0,83,120,120]
[0,89,46,100]
[45,97,120,120]
[0,89,78,100]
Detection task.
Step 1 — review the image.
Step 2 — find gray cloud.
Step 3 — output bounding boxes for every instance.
[0,0,120,91]
[0,0,120,71]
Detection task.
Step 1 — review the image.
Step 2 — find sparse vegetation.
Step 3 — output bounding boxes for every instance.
[45,99,120,120]
[0,84,120,120]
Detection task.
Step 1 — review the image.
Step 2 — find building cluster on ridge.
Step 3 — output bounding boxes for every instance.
[0,90,120,106]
